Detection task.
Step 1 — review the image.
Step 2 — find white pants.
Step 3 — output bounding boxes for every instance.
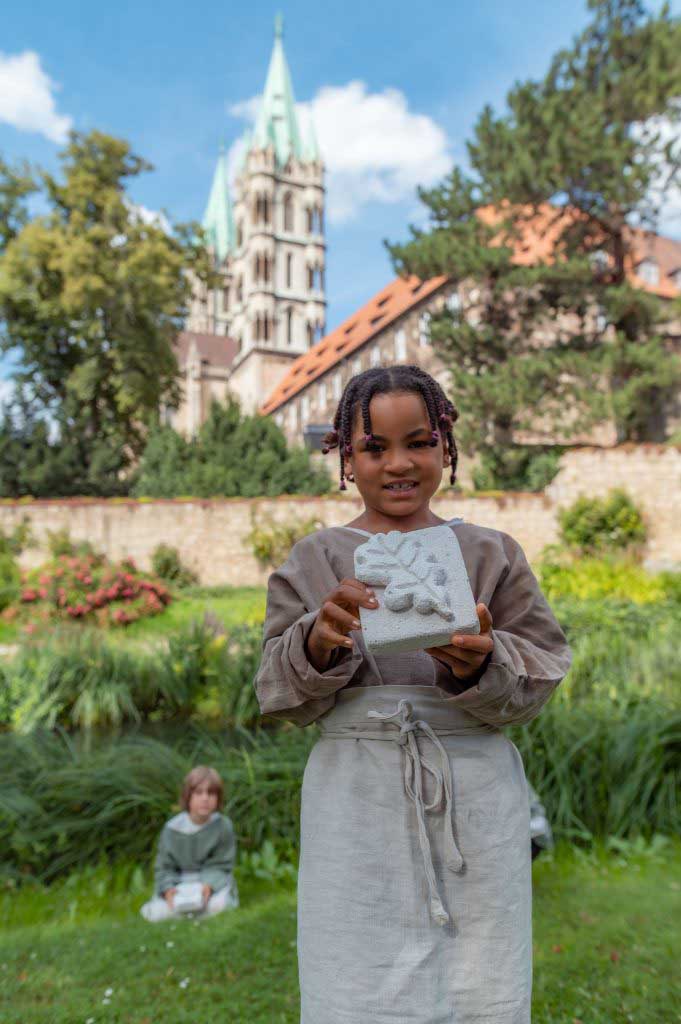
[140,880,239,923]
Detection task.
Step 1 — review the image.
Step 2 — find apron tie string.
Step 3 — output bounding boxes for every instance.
[366,698,464,926]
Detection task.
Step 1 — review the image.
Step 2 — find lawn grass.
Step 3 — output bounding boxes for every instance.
[1,842,679,1023]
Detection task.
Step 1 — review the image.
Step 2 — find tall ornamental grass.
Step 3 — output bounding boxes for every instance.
[0,727,314,882]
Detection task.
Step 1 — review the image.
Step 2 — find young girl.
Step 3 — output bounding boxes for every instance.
[254,365,571,1023]
[140,765,239,922]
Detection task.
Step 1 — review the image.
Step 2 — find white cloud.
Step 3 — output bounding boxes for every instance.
[128,201,172,234]
[229,81,452,223]
[0,50,72,143]
[630,103,681,239]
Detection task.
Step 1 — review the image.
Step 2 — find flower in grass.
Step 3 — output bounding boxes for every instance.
[179,977,190,989]
[86,1018,95,1023]
[166,940,174,948]
[104,988,113,997]
[102,998,110,1005]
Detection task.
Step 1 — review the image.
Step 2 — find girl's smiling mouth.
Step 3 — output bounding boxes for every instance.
[383,480,419,494]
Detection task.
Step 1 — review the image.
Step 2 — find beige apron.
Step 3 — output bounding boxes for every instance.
[297,685,532,1023]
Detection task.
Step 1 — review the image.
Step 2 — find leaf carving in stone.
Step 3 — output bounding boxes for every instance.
[354,530,453,621]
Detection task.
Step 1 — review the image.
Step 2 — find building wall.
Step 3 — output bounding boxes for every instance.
[2,446,678,589]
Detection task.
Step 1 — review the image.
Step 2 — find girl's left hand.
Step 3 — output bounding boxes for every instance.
[425,603,494,680]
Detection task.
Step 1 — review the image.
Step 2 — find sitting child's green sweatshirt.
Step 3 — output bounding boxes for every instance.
[154,811,236,896]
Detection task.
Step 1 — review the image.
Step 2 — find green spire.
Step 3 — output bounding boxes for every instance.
[251,15,304,166]
[304,110,321,162]
[202,148,234,263]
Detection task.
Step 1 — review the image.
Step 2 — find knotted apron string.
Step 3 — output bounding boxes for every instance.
[322,698,465,927]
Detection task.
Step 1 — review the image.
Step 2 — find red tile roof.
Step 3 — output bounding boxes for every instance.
[260,208,681,416]
[174,331,240,370]
[260,275,447,415]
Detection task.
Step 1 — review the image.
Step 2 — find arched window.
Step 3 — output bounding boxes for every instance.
[307,322,314,346]
[286,253,293,289]
[307,264,314,290]
[283,193,294,232]
[306,207,313,233]
[286,307,293,345]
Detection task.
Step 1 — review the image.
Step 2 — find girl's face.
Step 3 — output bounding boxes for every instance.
[347,391,449,521]
[188,782,219,823]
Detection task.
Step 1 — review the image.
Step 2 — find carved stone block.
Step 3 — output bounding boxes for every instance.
[353,524,480,655]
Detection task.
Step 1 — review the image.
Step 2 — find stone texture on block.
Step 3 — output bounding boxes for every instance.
[354,524,480,655]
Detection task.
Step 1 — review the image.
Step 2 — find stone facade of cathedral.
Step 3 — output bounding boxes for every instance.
[168,17,326,435]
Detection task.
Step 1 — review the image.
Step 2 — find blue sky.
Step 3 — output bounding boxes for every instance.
[1,0,679,387]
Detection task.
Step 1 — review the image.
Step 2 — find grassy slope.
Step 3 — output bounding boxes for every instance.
[1,844,679,1023]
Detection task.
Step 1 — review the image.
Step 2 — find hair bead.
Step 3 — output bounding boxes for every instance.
[339,479,347,491]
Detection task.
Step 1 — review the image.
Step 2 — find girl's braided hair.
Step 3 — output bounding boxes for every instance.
[321,364,459,491]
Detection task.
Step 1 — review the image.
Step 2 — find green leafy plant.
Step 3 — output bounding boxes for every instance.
[151,543,198,588]
[1,551,171,632]
[246,515,324,570]
[557,489,647,556]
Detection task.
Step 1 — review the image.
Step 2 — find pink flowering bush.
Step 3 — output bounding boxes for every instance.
[4,552,172,630]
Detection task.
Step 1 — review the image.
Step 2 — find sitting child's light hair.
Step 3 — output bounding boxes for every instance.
[180,765,224,811]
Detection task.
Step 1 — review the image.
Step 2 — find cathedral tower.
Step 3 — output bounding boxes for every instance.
[189,16,326,415]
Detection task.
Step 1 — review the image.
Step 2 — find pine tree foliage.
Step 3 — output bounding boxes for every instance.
[388,0,681,487]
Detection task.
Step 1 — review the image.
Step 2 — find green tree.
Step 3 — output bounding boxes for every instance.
[0,130,216,490]
[388,0,681,487]
[133,397,331,498]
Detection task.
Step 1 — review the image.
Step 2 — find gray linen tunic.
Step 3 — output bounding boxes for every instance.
[254,520,571,1024]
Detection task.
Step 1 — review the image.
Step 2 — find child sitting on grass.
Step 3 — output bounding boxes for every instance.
[140,765,239,922]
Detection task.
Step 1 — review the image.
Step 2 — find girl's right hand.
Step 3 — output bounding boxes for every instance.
[306,578,378,671]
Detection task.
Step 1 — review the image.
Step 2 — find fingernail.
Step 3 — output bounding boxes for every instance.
[369,598,378,605]
[344,639,353,647]
[352,619,361,629]
[456,637,466,646]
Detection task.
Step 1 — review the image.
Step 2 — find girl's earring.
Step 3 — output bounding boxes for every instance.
[346,471,355,483]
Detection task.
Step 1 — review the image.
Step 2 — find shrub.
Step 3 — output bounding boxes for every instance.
[246,515,324,570]
[539,550,680,604]
[45,527,98,560]
[0,517,33,612]
[472,446,564,492]
[150,543,198,588]
[2,552,171,632]
[558,489,646,555]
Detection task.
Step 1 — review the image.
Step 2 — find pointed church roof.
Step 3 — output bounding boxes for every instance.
[251,16,304,166]
[203,148,234,263]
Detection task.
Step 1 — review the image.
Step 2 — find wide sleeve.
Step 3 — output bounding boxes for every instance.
[444,531,571,727]
[154,825,181,896]
[253,534,364,727]
[200,818,237,893]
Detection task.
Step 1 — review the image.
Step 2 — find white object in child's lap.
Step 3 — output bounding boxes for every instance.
[354,524,480,654]
[172,881,205,913]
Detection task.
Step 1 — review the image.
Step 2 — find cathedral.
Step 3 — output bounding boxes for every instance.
[169,18,681,448]
[170,16,327,434]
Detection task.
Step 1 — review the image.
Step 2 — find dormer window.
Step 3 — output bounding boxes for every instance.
[637,259,659,286]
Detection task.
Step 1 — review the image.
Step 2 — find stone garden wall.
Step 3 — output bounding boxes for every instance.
[0,445,678,585]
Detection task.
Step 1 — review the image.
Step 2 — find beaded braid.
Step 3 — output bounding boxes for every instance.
[321,364,459,491]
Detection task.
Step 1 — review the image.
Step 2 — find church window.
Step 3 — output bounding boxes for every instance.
[283,193,294,232]
[287,307,293,345]
[307,264,314,289]
[236,277,243,304]
[222,287,230,311]
[317,206,324,234]
[306,207,313,233]
[307,322,314,346]
[287,253,293,288]
[236,222,243,248]
[394,328,407,361]
[418,312,430,347]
